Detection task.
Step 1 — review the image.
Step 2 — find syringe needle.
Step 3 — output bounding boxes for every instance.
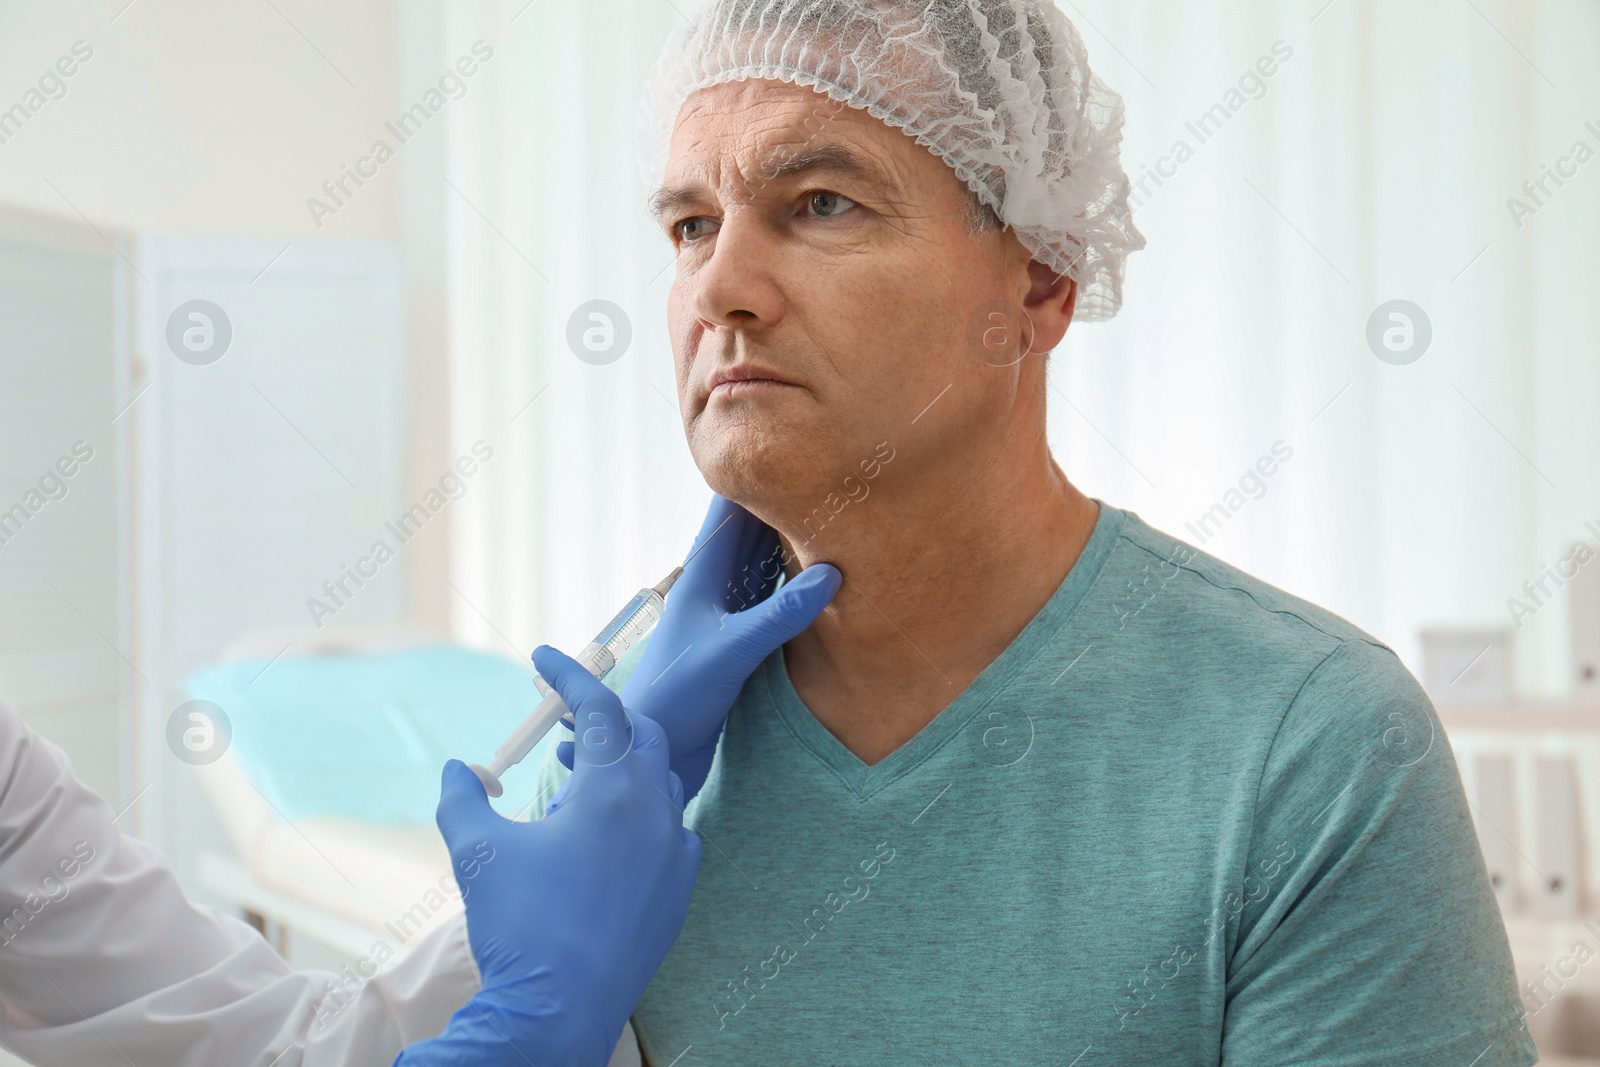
[683,511,736,568]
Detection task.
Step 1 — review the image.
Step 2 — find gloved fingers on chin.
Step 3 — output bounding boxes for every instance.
[735,562,841,645]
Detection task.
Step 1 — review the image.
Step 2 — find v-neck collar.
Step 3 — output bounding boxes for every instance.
[755,499,1127,800]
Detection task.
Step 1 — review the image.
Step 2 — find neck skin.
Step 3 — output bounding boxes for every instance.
[753,374,1101,766]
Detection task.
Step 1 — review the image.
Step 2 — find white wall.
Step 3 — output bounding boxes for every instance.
[0,0,459,637]
[0,0,399,238]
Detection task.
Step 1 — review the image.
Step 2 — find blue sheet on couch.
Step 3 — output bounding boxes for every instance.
[185,644,553,825]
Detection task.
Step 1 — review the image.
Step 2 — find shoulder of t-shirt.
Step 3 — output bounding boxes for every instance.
[1106,504,1399,663]
[1100,507,1434,748]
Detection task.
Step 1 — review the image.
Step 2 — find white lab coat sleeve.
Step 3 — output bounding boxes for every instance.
[0,696,481,1066]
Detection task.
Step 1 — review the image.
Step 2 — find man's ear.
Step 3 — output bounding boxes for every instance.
[1023,260,1077,353]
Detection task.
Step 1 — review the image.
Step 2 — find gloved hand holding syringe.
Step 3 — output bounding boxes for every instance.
[469,514,736,798]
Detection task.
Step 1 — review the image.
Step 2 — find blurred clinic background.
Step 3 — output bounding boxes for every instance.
[0,0,1598,1061]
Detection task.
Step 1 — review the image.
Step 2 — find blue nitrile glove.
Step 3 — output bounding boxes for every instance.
[556,495,841,805]
[395,645,700,1067]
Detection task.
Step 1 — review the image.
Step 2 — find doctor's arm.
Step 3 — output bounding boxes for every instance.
[0,694,481,1067]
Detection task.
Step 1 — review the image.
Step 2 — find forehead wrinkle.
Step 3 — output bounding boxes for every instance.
[647,151,743,224]
[752,142,912,210]
[652,83,934,219]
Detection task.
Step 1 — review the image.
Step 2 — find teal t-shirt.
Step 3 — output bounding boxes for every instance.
[533,501,1536,1066]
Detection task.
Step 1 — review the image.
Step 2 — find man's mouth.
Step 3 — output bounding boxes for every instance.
[707,363,803,398]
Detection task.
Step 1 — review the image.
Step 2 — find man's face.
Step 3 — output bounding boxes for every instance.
[653,79,1046,523]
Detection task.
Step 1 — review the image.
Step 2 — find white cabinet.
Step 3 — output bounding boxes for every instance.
[0,204,132,809]
[131,235,408,855]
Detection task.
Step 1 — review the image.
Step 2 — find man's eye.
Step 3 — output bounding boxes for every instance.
[673,217,719,242]
[806,191,857,218]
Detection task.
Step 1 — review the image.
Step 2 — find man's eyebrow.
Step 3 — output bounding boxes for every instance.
[759,143,886,187]
[647,184,705,227]
[647,143,892,224]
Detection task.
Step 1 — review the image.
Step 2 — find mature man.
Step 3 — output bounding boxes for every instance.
[539,1,1536,1063]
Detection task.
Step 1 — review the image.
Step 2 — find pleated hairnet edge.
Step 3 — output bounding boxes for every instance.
[633,60,1143,322]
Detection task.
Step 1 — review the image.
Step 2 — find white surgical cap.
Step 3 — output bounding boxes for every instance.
[637,0,1147,322]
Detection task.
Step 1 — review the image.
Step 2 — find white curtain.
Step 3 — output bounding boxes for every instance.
[416,0,701,659]
[1053,0,1600,695]
[422,0,1600,697]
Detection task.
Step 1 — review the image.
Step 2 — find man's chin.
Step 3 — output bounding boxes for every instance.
[690,430,831,512]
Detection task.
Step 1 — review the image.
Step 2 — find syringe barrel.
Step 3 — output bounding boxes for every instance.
[484,582,671,788]
[532,587,666,701]
[532,640,605,711]
[594,586,668,661]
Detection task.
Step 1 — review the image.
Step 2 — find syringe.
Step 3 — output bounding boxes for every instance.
[469,566,683,798]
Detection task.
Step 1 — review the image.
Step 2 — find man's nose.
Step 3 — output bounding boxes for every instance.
[687,212,785,332]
